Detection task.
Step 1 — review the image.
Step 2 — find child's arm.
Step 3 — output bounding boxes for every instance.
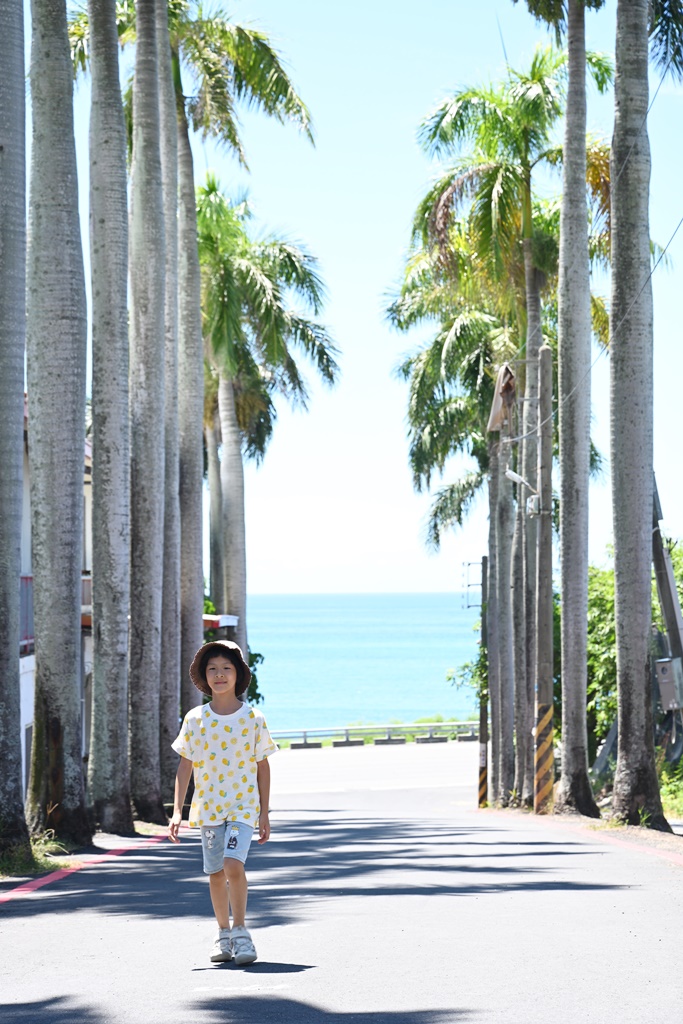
[256,758,271,845]
[168,756,193,842]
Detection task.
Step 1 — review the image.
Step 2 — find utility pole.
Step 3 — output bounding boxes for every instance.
[534,345,554,813]
[479,555,489,807]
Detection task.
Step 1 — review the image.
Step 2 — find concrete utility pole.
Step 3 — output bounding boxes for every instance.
[534,345,554,813]
[479,556,489,807]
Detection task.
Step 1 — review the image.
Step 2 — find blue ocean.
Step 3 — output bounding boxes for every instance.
[246,592,480,733]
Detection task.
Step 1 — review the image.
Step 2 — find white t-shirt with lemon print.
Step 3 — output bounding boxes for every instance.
[172,702,278,828]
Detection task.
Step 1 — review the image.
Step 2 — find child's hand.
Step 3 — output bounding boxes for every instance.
[168,811,183,843]
[257,811,270,844]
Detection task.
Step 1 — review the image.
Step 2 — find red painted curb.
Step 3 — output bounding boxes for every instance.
[0,833,172,906]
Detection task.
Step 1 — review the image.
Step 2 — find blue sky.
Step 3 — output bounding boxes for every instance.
[71,1,683,594]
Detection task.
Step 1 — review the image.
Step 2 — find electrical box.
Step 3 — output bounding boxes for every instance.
[655,658,683,711]
[526,494,540,517]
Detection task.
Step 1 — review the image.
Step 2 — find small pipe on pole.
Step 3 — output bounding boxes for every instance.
[534,345,554,813]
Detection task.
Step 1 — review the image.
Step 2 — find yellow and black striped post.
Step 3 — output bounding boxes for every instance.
[479,744,488,807]
[478,556,488,807]
[534,702,553,813]
[534,347,554,814]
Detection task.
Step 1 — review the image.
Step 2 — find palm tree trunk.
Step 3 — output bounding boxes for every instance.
[487,442,501,804]
[207,412,225,611]
[512,475,528,803]
[157,0,181,806]
[0,0,30,857]
[522,258,540,760]
[555,0,600,819]
[25,0,91,844]
[87,0,134,833]
[175,57,205,717]
[128,0,166,824]
[217,373,248,657]
[497,441,515,804]
[610,0,669,830]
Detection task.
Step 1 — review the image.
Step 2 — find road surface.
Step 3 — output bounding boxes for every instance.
[1,742,682,1023]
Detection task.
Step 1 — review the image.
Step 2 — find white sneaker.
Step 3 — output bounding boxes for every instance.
[231,925,257,965]
[210,927,233,963]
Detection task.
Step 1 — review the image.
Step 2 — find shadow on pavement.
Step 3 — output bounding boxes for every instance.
[189,997,474,1023]
[191,961,315,973]
[1,816,623,927]
[1,996,106,1023]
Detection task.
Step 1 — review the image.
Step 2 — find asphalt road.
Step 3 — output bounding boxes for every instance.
[2,742,683,1024]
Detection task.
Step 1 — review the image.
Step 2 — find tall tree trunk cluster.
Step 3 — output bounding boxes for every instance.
[488,0,674,826]
[25,0,91,845]
[14,0,207,841]
[0,0,31,856]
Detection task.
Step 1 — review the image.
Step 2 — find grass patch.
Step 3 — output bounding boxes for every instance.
[659,758,683,820]
[0,831,74,881]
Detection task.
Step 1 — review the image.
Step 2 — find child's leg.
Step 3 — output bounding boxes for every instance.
[224,858,248,927]
[208,870,230,930]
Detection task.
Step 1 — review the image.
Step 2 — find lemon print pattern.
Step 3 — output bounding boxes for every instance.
[171,702,277,828]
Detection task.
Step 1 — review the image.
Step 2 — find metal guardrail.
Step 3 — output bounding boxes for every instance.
[271,720,479,747]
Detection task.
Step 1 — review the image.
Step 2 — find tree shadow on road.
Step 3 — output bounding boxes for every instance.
[189,996,474,1023]
[0,995,474,1024]
[0,996,106,1024]
[0,816,623,926]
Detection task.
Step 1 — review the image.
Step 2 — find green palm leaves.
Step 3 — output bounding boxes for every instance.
[197,175,338,457]
[416,46,611,263]
[69,1,312,164]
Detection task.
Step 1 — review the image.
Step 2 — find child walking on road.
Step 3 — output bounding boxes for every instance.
[168,640,278,964]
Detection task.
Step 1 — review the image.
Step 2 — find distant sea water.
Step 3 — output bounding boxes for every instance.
[246,592,480,733]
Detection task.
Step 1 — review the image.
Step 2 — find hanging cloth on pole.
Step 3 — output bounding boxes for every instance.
[486,363,516,433]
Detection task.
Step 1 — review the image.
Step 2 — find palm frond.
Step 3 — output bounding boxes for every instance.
[283,316,339,384]
[418,86,518,160]
[68,6,90,78]
[585,136,611,235]
[650,0,683,80]
[590,294,609,349]
[250,239,326,314]
[180,12,313,160]
[425,473,485,549]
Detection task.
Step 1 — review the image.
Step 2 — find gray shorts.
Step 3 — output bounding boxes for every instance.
[200,820,254,874]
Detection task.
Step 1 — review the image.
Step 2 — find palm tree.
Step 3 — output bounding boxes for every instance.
[25,0,91,844]
[609,0,667,829]
[69,1,314,719]
[197,180,339,655]
[86,0,134,833]
[515,0,606,827]
[171,3,313,707]
[0,0,31,858]
[416,46,611,807]
[128,0,167,825]
[416,49,566,806]
[157,0,182,806]
[388,224,520,802]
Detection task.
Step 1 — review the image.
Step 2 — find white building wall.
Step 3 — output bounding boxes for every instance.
[19,655,35,798]
[20,447,31,575]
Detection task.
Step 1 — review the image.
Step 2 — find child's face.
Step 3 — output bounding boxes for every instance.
[205,655,238,697]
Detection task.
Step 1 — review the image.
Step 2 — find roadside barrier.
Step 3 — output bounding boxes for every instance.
[271,720,479,749]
